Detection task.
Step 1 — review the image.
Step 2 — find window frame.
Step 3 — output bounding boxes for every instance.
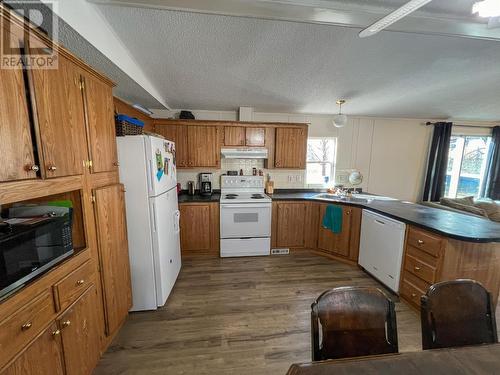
[306,137,337,188]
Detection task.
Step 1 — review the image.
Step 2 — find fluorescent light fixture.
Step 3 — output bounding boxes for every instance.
[132,103,154,116]
[472,0,500,17]
[359,0,433,38]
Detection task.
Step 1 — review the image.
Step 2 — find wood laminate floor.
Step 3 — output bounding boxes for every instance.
[94,251,498,375]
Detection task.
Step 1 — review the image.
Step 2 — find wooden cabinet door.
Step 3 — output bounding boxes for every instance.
[155,125,189,168]
[94,184,132,335]
[0,31,37,182]
[245,128,265,147]
[82,73,117,173]
[58,284,101,375]
[224,126,245,146]
[2,323,65,375]
[179,203,211,252]
[276,202,306,248]
[317,204,352,257]
[31,54,87,178]
[274,127,307,168]
[187,126,219,167]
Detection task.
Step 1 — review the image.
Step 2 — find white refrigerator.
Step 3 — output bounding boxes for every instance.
[117,135,181,311]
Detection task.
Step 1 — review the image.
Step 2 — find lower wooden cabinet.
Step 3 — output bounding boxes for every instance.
[93,184,132,335]
[57,284,101,375]
[1,284,101,375]
[2,323,65,375]
[273,201,307,248]
[317,203,352,257]
[179,202,219,255]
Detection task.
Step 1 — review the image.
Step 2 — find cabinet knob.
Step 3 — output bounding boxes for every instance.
[113,161,119,167]
[417,239,424,245]
[76,279,85,286]
[52,329,61,337]
[411,293,417,298]
[47,165,57,171]
[346,211,351,215]
[21,322,33,331]
[61,320,71,328]
[27,164,39,172]
[414,266,421,271]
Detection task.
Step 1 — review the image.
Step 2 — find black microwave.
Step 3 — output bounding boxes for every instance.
[0,216,74,299]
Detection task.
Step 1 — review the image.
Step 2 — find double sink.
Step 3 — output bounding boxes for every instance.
[313,193,398,203]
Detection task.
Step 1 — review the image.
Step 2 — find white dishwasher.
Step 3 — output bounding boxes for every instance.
[358,210,406,293]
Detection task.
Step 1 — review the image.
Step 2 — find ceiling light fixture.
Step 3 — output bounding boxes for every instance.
[333,100,347,128]
[472,0,500,17]
[359,0,433,38]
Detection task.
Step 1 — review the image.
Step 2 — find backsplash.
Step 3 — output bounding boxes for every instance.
[176,158,306,190]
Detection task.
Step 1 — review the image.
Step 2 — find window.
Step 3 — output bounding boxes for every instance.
[306,138,337,186]
[444,135,492,198]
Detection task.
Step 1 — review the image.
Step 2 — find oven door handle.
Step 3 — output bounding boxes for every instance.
[220,204,271,209]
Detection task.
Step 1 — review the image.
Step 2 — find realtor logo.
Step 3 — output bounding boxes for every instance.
[1,0,58,69]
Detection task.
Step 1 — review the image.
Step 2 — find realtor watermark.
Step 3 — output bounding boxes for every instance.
[1,0,58,69]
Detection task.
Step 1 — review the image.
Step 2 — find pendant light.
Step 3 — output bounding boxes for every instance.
[333,99,347,128]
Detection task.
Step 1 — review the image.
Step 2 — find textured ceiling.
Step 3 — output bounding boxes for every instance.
[95,4,500,120]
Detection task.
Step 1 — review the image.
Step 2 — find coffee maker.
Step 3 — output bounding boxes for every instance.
[199,173,213,196]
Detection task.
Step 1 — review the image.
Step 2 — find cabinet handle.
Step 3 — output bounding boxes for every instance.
[61,320,71,328]
[113,161,119,167]
[76,279,85,286]
[21,322,33,331]
[346,211,351,215]
[27,164,39,172]
[52,329,61,337]
[417,239,424,245]
[414,266,421,271]
[47,165,57,171]
[411,293,417,298]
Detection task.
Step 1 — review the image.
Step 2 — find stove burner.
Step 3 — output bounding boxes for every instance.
[251,195,265,199]
[226,194,238,197]
[225,196,237,199]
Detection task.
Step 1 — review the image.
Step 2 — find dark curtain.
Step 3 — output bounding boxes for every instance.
[483,126,500,200]
[422,122,453,202]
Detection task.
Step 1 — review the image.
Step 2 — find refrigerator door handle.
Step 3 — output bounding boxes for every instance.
[174,210,180,234]
[148,159,154,193]
[151,202,157,233]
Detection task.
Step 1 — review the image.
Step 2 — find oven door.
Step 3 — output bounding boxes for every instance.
[220,203,271,239]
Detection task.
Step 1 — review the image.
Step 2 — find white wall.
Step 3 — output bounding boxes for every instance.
[154,109,435,201]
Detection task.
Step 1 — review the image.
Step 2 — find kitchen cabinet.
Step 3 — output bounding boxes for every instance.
[0,29,37,182]
[274,127,307,169]
[57,284,101,375]
[93,184,132,335]
[2,323,65,375]
[246,128,266,147]
[81,72,118,174]
[154,125,190,168]
[179,202,219,254]
[273,202,307,248]
[187,126,220,168]
[224,126,246,146]
[317,203,353,258]
[30,53,87,178]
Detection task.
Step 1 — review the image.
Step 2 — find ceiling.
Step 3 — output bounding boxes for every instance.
[89,1,500,120]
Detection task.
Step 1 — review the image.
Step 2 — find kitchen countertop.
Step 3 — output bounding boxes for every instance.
[177,189,500,243]
[269,191,500,243]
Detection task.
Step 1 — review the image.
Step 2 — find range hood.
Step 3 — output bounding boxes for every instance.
[221,148,268,159]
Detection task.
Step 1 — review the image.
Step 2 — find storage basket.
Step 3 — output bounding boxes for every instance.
[115,120,143,136]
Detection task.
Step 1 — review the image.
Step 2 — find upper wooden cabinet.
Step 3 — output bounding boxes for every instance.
[93,184,132,336]
[246,128,265,147]
[187,126,220,167]
[30,53,87,178]
[275,127,308,169]
[0,31,37,182]
[224,126,245,146]
[154,124,189,167]
[82,72,118,174]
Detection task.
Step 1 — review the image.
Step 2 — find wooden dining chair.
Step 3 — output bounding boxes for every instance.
[420,279,498,350]
[310,286,398,361]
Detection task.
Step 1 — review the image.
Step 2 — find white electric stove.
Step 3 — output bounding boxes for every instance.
[219,175,272,257]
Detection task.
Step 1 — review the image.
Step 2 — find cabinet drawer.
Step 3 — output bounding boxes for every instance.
[405,254,437,284]
[53,260,94,312]
[400,280,426,308]
[407,226,444,257]
[0,290,54,369]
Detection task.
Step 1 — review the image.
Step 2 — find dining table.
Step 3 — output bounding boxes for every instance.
[286,343,500,374]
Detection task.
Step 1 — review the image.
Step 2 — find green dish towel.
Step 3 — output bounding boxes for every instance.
[322,205,343,234]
